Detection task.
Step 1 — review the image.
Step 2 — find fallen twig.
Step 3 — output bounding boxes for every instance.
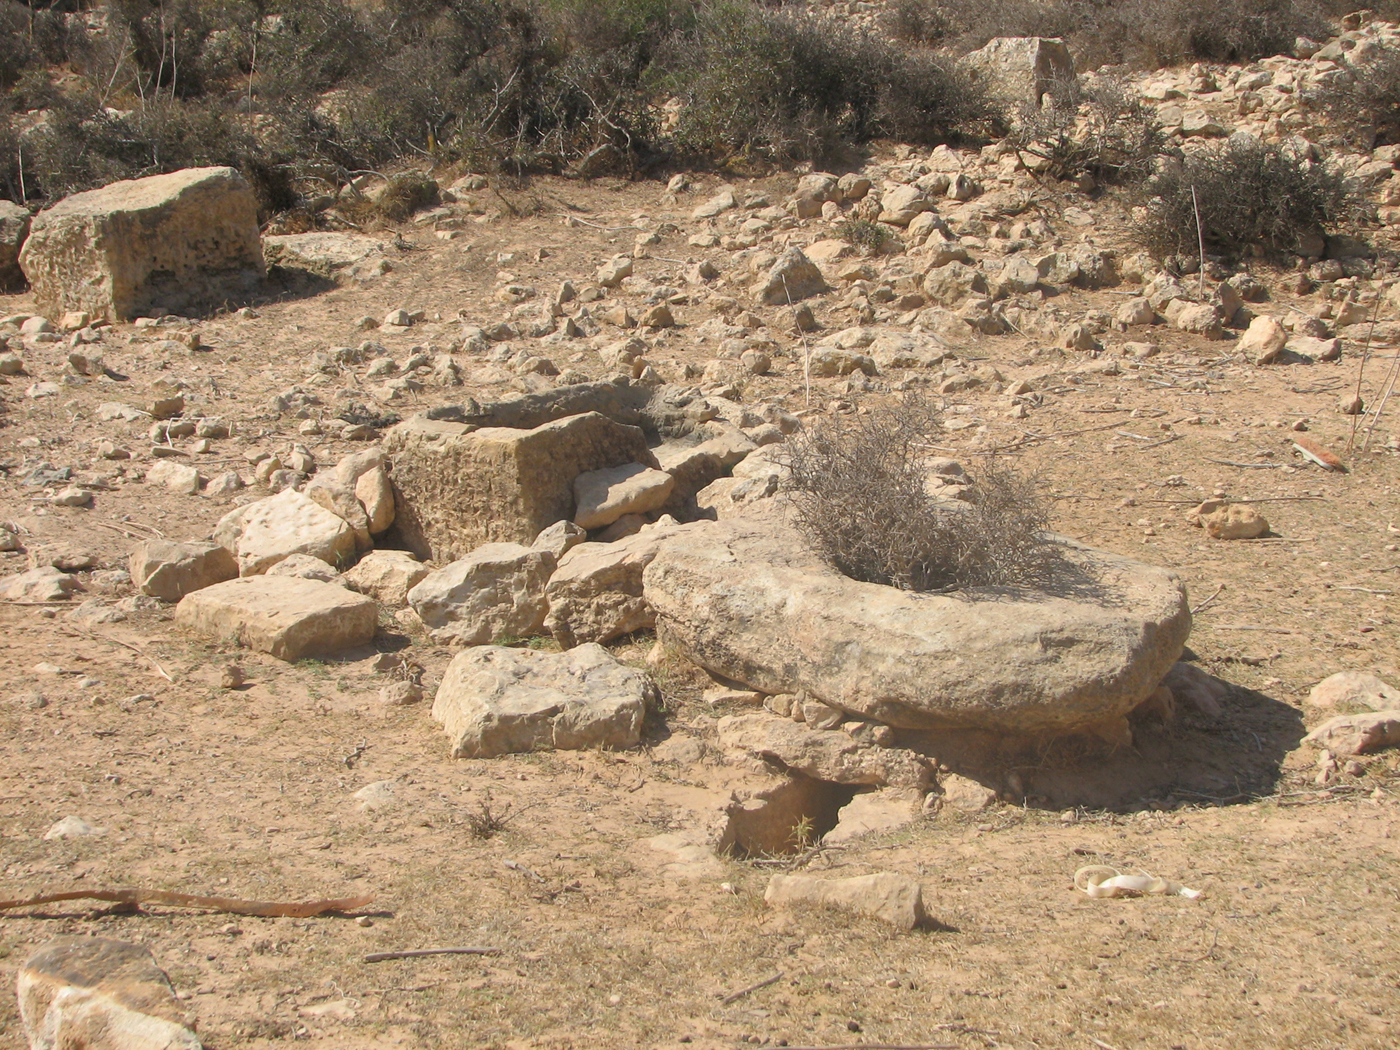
[81,632,174,682]
[0,888,373,918]
[773,1045,956,1050]
[1203,457,1279,469]
[364,947,500,963]
[1210,625,1301,634]
[1191,584,1225,615]
[1347,297,1381,452]
[719,971,783,1005]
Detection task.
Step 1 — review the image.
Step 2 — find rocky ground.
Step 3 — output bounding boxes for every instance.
[4,10,1400,1050]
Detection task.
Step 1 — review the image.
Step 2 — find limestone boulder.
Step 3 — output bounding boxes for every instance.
[877,185,931,226]
[573,463,676,530]
[432,643,653,758]
[959,37,1076,110]
[544,521,705,647]
[129,540,237,602]
[385,411,657,561]
[1,199,31,288]
[764,873,927,930]
[1239,314,1288,365]
[0,567,80,602]
[753,248,828,305]
[213,488,356,575]
[304,448,394,550]
[1308,671,1400,711]
[407,543,554,645]
[261,232,388,282]
[644,522,1191,734]
[18,937,201,1050]
[342,549,430,606]
[176,575,377,661]
[19,167,263,321]
[1304,710,1400,758]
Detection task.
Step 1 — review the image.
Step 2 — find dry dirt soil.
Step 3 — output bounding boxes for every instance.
[1,161,1399,1050]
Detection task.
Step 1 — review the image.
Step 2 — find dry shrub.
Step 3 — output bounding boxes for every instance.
[783,396,1059,592]
[1134,138,1357,258]
[1310,42,1400,146]
[376,173,440,222]
[905,0,1337,70]
[1010,75,1170,185]
[835,218,897,254]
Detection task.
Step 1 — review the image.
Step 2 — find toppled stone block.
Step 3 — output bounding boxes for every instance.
[764,872,927,930]
[408,543,554,645]
[176,576,377,660]
[544,521,704,647]
[19,167,263,321]
[342,549,430,606]
[129,540,238,602]
[718,712,932,789]
[432,643,653,757]
[386,411,656,561]
[213,488,356,576]
[573,463,676,530]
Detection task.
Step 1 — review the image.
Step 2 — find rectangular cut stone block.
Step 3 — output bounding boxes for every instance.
[18,166,264,321]
[386,411,657,562]
[175,576,377,661]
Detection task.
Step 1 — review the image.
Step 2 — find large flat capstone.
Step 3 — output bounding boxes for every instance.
[643,522,1191,734]
[18,166,264,320]
[176,575,378,660]
[385,411,657,561]
[432,643,653,758]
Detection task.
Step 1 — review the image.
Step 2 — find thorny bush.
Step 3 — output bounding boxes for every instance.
[1134,138,1358,258]
[783,396,1060,593]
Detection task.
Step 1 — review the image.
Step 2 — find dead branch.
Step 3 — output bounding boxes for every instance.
[0,888,373,918]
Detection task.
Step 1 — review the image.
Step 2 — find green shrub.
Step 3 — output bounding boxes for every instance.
[784,396,1058,593]
[1134,139,1357,258]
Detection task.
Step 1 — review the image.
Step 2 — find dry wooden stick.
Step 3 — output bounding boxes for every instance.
[85,632,174,682]
[1191,584,1225,615]
[719,971,783,1005]
[0,888,373,918]
[1210,625,1301,634]
[1362,339,1400,452]
[364,947,500,963]
[1348,296,1382,452]
[1203,457,1278,469]
[774,1044,957,1050]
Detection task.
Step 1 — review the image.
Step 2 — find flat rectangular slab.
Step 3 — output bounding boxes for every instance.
[176,576,378,661]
